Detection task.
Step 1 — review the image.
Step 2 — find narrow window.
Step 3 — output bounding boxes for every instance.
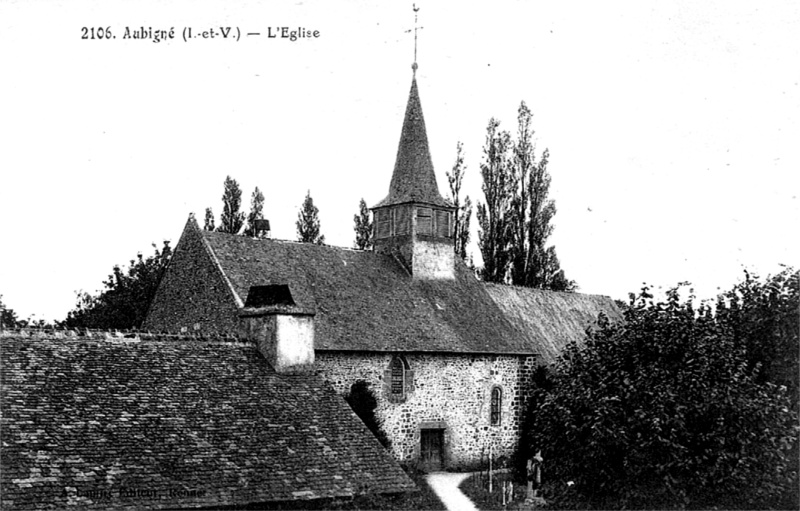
[395,206,410,235]
[375,210,391,239]
[417,208,432,235]
[435,210,451,238]
[391,357,405,395]
[490,387,502,425]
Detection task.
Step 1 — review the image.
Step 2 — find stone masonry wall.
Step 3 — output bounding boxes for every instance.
[412,239,455,280]
[316,352,537,470]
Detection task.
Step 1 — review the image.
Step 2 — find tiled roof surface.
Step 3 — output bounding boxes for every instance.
[373,77,452,209]
[0,330,415,510]
[485,284,624,364]
[201,231,534,354]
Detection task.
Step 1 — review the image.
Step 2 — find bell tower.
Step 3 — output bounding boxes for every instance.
[371,61,456,279]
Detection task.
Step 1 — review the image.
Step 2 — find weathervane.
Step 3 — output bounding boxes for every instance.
[405,4,423,74]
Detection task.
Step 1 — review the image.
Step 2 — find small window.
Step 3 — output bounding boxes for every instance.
[435,210,451,238]
[375,209,391,239]
[490,387,502,425]
[417,208,432,235]
[391,357,405,395]
[395,206,411,235]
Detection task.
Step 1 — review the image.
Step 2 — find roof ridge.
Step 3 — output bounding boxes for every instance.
[482,282,617,300]
[0,326,255,346]
[202,230,375,253]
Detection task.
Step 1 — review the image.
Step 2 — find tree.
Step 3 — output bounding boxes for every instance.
[1,295,23,328]
[352,198,373,250]
[511,103,575,290]
[243,186,265,237]
[477,103,575,290]
[217,176,245,234]
[344,380,391,449]
[296,190,325,244]
[476,118,514,283]
[522,283,798,509]
[203,207,215,231]
[446,142,473,260]
[62,241,172,330]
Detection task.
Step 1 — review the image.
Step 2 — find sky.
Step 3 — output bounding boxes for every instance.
[1,0,798,323]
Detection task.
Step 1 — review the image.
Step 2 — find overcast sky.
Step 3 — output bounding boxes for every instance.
[1,0,798,323]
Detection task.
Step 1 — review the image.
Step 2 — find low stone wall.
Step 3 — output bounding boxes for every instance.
[316,351,537,470]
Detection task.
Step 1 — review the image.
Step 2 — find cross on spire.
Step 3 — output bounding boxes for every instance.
[405,4,423,74]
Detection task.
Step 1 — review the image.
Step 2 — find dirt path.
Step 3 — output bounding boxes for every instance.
[425,472,479,511]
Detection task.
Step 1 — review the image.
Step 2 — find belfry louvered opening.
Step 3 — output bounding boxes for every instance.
[417,208,432,235]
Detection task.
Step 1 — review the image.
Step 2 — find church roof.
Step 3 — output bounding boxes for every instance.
[485,284,623,365]
[0,329,415,510]
[198,229,531,354]
[144,221,620,356]
[373,77,453,209]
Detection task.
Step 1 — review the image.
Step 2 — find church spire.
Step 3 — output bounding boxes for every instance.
[374,3,449,209]
[373,77,451,209]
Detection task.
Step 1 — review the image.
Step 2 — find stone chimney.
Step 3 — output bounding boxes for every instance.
[237,285,315,374]
[254,219,271,239]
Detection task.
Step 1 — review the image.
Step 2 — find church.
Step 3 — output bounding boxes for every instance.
[143,68,621,471]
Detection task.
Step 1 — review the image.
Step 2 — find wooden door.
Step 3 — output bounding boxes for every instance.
[420,429,444,472]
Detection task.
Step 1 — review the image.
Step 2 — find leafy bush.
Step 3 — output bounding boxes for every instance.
[524,275,798,509]
[345,380,391,450]
[716,268,799,405]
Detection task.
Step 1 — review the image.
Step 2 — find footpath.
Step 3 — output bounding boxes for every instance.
[425,472,479,511]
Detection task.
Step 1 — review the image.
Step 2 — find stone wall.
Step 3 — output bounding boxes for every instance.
[316,351,537,470]
[412,239,455,280]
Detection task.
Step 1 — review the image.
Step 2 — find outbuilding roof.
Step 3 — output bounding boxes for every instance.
[0,329,415,510]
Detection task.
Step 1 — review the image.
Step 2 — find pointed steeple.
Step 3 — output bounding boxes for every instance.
[373,77,452,209]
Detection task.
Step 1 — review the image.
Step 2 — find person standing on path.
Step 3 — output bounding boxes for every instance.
[526,451,543,501]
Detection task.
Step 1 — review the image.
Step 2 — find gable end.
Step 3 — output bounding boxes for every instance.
[143,217,241,332]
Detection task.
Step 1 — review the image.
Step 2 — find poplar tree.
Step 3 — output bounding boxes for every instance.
[352,198,373,250]
[243,187,265,237]
[476,118,514,283]
[203,207,215,231]
[296,190,325,244]
[511,103,575,291]
[217,176,245,235]
[446,142,473,260]
[477,103,575,290]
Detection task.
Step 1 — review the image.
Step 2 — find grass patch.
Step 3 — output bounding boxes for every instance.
[459,471,528,511]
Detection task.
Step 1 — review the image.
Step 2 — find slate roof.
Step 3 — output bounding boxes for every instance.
[189,227,621,356]
[200,230,537,354]
[0,329,415,510]
[485,284,624,365]
[372,77,453,209]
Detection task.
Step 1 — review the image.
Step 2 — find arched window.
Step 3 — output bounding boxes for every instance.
[384,355,414,403]
[490,386,502,425]
[391,357,405,395]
